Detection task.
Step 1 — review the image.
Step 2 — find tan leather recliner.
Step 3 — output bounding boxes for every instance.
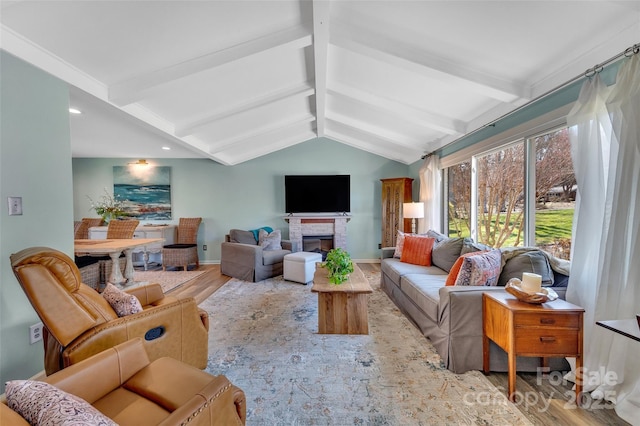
[10,247,209,375]
[1,338,246,425]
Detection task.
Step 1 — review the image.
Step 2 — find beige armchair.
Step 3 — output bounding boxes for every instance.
[220,228,292,282]
[1,338,246,425]
[10,247,209,375]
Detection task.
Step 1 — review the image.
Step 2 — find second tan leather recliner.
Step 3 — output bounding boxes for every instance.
[10,246,209,375]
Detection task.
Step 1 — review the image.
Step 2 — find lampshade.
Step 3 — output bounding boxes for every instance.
[403,202,424,219]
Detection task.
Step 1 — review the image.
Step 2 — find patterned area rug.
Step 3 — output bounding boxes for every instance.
[200,271,532,425]
[132,269,205,293]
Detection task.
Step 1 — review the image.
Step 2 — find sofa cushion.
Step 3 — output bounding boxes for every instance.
[498,249,555,287]
[381,257,447,285]
[262,249,290,266]
[454,249,502,286]
[431,237,464,272]
[400,273,448,323]
[102,283,143,317]
[400,235,435,266]
[258,228,282,250]
[5,380,116,426]
[460,238,493,255]
[229,229,257,245]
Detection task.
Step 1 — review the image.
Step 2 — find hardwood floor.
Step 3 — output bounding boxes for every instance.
[180,262,629,425]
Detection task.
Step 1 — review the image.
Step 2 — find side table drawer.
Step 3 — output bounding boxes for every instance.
[515,329,579,355]
[515,312,581,329]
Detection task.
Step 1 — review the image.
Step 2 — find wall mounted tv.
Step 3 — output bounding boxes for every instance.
[285,175,350,214]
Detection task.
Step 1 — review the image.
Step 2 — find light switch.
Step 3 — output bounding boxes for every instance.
[8,197,23,215]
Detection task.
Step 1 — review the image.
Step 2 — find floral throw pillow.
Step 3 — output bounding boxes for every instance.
[453,249,502,287]
[393,230,406,258]
[102,283,143,317]
[259,228,282,251]
[5,380,117,426]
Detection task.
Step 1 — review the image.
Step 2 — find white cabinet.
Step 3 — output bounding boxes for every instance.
[89,225,176,268]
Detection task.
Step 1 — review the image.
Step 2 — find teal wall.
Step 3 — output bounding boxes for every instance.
[73,139,414,262]
[0,52,74,389]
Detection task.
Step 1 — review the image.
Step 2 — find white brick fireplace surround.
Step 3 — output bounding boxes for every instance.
[285,216,350,253]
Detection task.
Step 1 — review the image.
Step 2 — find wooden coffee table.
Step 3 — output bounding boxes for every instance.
[311,263,373,334]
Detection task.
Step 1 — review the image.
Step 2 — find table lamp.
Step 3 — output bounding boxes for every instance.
[403,202,424,234]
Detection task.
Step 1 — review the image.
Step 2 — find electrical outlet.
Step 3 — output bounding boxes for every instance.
[378,243,382,249]
[203,244,207,251]
[29,322,43,344]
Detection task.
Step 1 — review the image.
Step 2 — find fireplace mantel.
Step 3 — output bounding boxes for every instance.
[284,215,350,252]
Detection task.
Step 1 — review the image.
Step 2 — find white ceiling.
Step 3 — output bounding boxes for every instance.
[2,1,638,165]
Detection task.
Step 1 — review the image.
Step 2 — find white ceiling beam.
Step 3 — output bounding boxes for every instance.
[109,24,312,106]
[212,121,317,166]
[328,82,464,135]
[331,23,529,104]
[0,24,108,99]
[326,111,425,149]
[175,83,315,137]
[312,0,330,137]
[326,119,422,164]
[208,114,315,153]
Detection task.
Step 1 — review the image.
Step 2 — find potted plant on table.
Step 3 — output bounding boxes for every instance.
[321,248,354,285]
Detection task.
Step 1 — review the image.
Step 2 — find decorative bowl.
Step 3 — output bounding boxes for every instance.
[505,278,558,304]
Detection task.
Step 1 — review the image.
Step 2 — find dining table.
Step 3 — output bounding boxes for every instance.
[74,238,164,285]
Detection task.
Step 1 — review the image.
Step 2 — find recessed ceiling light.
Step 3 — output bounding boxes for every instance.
[69,108,82,114]
[162,146,171,150]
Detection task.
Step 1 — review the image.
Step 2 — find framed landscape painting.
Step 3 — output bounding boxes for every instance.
[113,166,171,220]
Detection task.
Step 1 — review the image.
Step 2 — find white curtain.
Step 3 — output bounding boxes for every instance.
[418,154,442,233]
[566,53,640,424]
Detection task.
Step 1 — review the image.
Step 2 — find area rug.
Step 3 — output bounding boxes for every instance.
[132,269,206,293]
[200,271,532,425]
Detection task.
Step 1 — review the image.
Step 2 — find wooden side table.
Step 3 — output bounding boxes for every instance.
[482,292,584,404]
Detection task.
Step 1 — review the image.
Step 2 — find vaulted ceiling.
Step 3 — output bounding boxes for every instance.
[2,1,638,165]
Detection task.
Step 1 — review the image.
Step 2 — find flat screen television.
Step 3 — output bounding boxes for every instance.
[285,175,350,214]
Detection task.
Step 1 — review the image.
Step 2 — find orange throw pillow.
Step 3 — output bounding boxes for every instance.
[445,251,488,286]
[400,235,435,266]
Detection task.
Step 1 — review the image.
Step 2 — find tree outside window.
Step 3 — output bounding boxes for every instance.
[445,127,575,260]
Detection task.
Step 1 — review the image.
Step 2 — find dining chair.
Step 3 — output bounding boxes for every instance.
[106,219,139,238]
[73,217,104,240]
[162,218,202,271]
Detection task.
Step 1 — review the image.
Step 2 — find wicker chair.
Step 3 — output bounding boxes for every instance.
[162,217,202,271]
[73,217,104,240]
[106,219,139,238]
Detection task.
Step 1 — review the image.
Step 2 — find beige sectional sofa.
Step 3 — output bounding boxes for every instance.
[381,230,571,374]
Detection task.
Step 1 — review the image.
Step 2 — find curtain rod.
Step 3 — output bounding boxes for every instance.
[422,42,640,160]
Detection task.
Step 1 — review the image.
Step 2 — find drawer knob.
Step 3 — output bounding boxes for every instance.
[540,336,556,343]
[540,318,556,325]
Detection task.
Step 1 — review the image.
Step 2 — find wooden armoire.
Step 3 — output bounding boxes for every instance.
[381,177,414,248]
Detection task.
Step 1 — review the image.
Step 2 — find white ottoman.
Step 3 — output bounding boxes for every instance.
[284,252,323,284]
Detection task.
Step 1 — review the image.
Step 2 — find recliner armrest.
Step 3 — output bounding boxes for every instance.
[126,283,165,305]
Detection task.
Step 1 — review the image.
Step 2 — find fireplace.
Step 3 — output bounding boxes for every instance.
[285,216,350,254]
[303,235,334,260]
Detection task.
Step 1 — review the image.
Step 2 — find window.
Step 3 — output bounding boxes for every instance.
[531,128,575,259]
[446,162,471,238]
[476,142,525,247]
[444,127,574,259]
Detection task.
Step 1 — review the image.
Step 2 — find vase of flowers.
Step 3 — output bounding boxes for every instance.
[87,189,126,223]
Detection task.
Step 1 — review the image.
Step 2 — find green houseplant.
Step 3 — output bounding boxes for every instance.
[321,248,354,285]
